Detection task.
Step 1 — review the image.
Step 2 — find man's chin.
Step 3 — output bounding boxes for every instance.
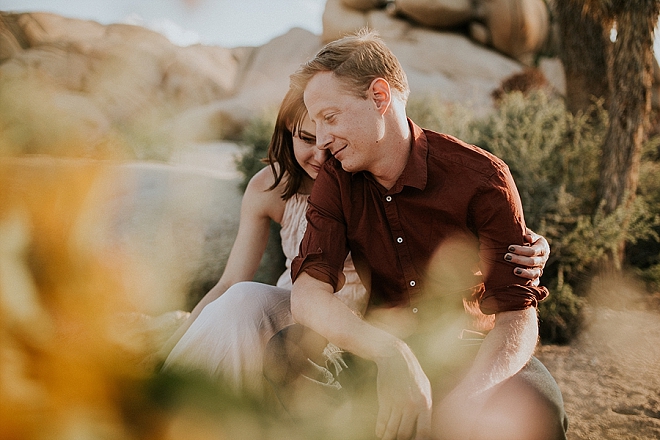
[340,161,355,173]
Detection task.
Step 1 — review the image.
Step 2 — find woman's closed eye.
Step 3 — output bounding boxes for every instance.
[299,133,316,145]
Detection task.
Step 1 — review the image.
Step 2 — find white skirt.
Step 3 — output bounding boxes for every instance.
[163,281,294,396]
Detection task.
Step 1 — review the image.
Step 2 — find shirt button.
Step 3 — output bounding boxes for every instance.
[385,196,392,202]
[412,307,418,314]
[396,237,403,243]
[409,280,416,287]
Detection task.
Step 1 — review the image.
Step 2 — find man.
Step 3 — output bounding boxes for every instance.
[288,29,567,440]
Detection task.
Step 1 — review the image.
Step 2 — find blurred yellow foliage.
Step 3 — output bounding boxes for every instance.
[0,155,311,439]
[0,157,149,439]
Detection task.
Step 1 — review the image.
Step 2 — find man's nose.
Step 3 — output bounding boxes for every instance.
[315,127,332,150]
[313,146,328,163]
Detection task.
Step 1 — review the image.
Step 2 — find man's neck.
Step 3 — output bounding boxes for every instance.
[371,116,412,190]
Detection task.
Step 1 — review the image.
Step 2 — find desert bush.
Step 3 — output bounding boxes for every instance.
[235,108,277,192]
[627,135,660,292]
[491,67,551,102]
[407,97,480,145]
[473,91,659,342]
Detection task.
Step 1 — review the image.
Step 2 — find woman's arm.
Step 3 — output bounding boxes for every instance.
[157,167,286,358]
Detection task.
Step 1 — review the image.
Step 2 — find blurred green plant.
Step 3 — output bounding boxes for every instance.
[407,97,480,145]
[470,90,660,343]
[235,108,277,192]
[627,133,660,293]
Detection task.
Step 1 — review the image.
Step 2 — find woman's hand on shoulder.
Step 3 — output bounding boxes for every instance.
[505,228,550,286]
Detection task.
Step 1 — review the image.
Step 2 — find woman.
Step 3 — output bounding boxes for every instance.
[160,87,549,397]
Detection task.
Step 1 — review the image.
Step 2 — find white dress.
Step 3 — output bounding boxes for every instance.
[163,194,367,396]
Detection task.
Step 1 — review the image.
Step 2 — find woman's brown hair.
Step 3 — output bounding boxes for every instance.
[265,86,309,200]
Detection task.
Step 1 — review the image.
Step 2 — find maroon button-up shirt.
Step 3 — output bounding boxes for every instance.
[291,120,548,315]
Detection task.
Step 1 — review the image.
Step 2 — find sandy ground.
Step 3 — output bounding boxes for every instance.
[536,279,660,440]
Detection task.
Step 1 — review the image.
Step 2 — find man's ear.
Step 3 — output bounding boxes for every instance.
[369,78,391,115]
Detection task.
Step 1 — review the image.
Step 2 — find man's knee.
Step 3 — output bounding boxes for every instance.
[472,359,567,440]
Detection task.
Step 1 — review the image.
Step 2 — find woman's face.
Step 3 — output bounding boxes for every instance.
[292,114,328,180]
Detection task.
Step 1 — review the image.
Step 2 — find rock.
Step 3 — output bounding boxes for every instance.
[0,155,243,315]
[323,0,370,43]
[322,6,524,112]
[334,0,554,65]
[203,27,323,132]
[0,12,241,158]
[97,161,244,314]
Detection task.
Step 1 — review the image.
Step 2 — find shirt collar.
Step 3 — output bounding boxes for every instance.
[359,118,429,193]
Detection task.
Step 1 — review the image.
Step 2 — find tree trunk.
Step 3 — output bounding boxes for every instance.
[598,4,659,267]
[555,1,609,115]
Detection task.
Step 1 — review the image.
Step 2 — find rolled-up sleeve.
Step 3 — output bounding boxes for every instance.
[291,164,349,292]
[471,164,549,314]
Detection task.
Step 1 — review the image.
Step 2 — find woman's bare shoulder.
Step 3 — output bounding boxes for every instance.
[243,166,286,222]
[247,166,279,192]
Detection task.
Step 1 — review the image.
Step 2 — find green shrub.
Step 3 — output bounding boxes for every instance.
[627,135,660,290]
[473,91,660,342]
[235,108,277,192]
[407,97,480,145]
[538,281,584,344]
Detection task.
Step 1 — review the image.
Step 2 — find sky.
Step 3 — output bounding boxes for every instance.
[1,0,327,47]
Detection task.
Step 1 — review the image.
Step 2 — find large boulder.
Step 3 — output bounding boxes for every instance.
[322,2,524,112]
[0,9,567,159]
[334,0,554,65]
[0,155,243,315]
[0,12,242,158]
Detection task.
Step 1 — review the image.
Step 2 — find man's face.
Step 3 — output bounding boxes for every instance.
[303,71,384,174]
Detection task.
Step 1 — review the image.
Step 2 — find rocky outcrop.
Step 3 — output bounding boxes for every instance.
[0,155,243,315]
[0,10,566,160]
[330,0,554,65]
[0,9,566,316]
[0,12,245,158]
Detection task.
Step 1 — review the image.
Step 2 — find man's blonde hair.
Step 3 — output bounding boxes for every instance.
[291,28,410,102]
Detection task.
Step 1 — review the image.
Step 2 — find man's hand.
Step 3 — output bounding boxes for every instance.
[375,341,432,440]
[505,228,550,286]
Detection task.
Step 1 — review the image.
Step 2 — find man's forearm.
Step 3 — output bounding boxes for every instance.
[291,272,433,439]
[290,272,402,360]
[453,307,538,398]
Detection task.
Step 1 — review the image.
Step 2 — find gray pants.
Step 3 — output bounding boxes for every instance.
[264,324,568,440]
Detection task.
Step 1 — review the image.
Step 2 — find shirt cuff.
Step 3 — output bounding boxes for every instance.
[479,285,549,315]
[291,248,345,292]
